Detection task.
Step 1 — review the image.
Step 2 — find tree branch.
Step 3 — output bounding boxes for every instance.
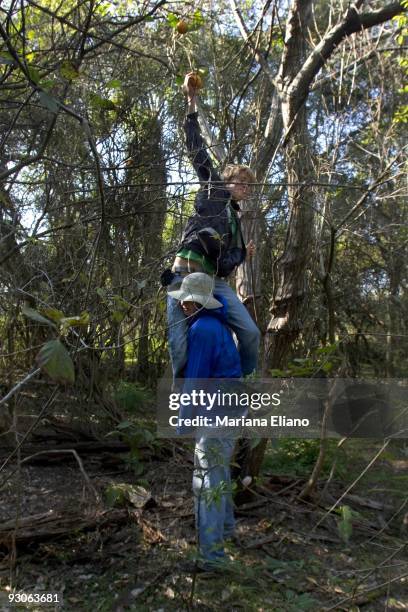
[228,0,277,88]
[288,2,405,107]
[196,100,228,165]
[25,0,170,69]
[0,368,41,407]
[277,0,313,89]
[84,0,167,55]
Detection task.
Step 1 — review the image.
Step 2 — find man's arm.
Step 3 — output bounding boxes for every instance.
[183,73,221,185]
[184,320,215,379]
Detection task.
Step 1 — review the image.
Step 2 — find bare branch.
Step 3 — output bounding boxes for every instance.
[228,0,277,88]
[288,2,405,111]
[0,368,41,407]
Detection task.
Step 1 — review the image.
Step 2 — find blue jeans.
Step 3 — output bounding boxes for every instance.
[167,275,260,378]
[193,435,236,564]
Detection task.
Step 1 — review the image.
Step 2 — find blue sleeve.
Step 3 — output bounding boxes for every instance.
[177,321,217,435]
[184,321,216,379]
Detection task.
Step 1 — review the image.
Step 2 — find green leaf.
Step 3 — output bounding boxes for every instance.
[250,437,262,450]
[96,287,107,298]
[109,296,132,322]
[270,369,285,377]
[60,311,90,328]
[41,307,65,323]
[113,296,132,310]
[27,65,40,84]
[105,483,151,509]
[39,79,55,91]
[0,52,14,65]
[89,93,116,110]
[116,420,134,430]
[22,304,56,327]
[105,484,126,507]
[393,105,408,123]
[167,13,179,27]
[107,78,121,89]
[316,344,337,355]
[38,90,59,113]
[336,505,353,543]
[175,74,184,86]
[189,9,205,31]
[60,60,79,80]
[37,339,75,384]
[112,310,125,323]
[193,9,204,24]
[141,429,154,443]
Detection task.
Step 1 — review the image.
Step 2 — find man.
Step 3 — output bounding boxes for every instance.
[168,272,243,571]
[167,72,260,380]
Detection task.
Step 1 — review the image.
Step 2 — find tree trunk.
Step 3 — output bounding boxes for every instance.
[265,103,315,366]
[134,112,167,383]
[235,91,283,313]
[234,2,315,487]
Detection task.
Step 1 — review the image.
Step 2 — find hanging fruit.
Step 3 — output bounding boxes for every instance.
[176,20,188,34]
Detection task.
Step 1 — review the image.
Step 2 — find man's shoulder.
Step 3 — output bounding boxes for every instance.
[189,315,222,337]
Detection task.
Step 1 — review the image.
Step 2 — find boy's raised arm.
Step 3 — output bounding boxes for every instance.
[183,72,221,185]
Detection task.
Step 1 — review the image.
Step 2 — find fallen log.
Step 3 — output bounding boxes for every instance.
[0,508,131,548]
[0,441,131,462]
[343,493,394,512]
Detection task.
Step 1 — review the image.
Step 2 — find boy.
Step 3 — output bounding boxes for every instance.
[167,73,260,379]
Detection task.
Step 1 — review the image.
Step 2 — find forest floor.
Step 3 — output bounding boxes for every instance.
[0,405,407,612]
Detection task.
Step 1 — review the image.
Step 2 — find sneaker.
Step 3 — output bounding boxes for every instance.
[178,560,225,575]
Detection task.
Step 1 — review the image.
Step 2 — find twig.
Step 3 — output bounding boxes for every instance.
[335,148,407,234]
[0,389,59,480]
[18,449,101,504]
[324,571,408,611]
[312,439,391,532]
[0,368,41,407]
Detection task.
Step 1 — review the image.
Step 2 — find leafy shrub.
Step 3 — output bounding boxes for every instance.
[113,381,152,413]
[262,439,347,478]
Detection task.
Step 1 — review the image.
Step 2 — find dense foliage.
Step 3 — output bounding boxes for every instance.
[0,0,406,417]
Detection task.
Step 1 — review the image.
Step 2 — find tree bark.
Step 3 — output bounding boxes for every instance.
[265,0,314,368]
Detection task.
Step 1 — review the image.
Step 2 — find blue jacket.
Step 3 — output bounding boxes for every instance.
[177,297,244,435]
[184,296,242,379]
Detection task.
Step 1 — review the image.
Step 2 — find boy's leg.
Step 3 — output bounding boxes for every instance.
[214,278,261,376]
[167,274,188,380]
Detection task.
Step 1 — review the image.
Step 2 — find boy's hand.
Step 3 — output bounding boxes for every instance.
[246,240,256,257]
[183,72,200,101]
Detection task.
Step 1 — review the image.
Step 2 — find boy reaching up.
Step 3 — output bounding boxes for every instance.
[166,72,260,379]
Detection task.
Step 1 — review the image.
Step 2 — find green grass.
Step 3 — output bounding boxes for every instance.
[261,438,348,479]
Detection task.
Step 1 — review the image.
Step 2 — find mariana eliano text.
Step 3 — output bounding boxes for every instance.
[169,415,310,428]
